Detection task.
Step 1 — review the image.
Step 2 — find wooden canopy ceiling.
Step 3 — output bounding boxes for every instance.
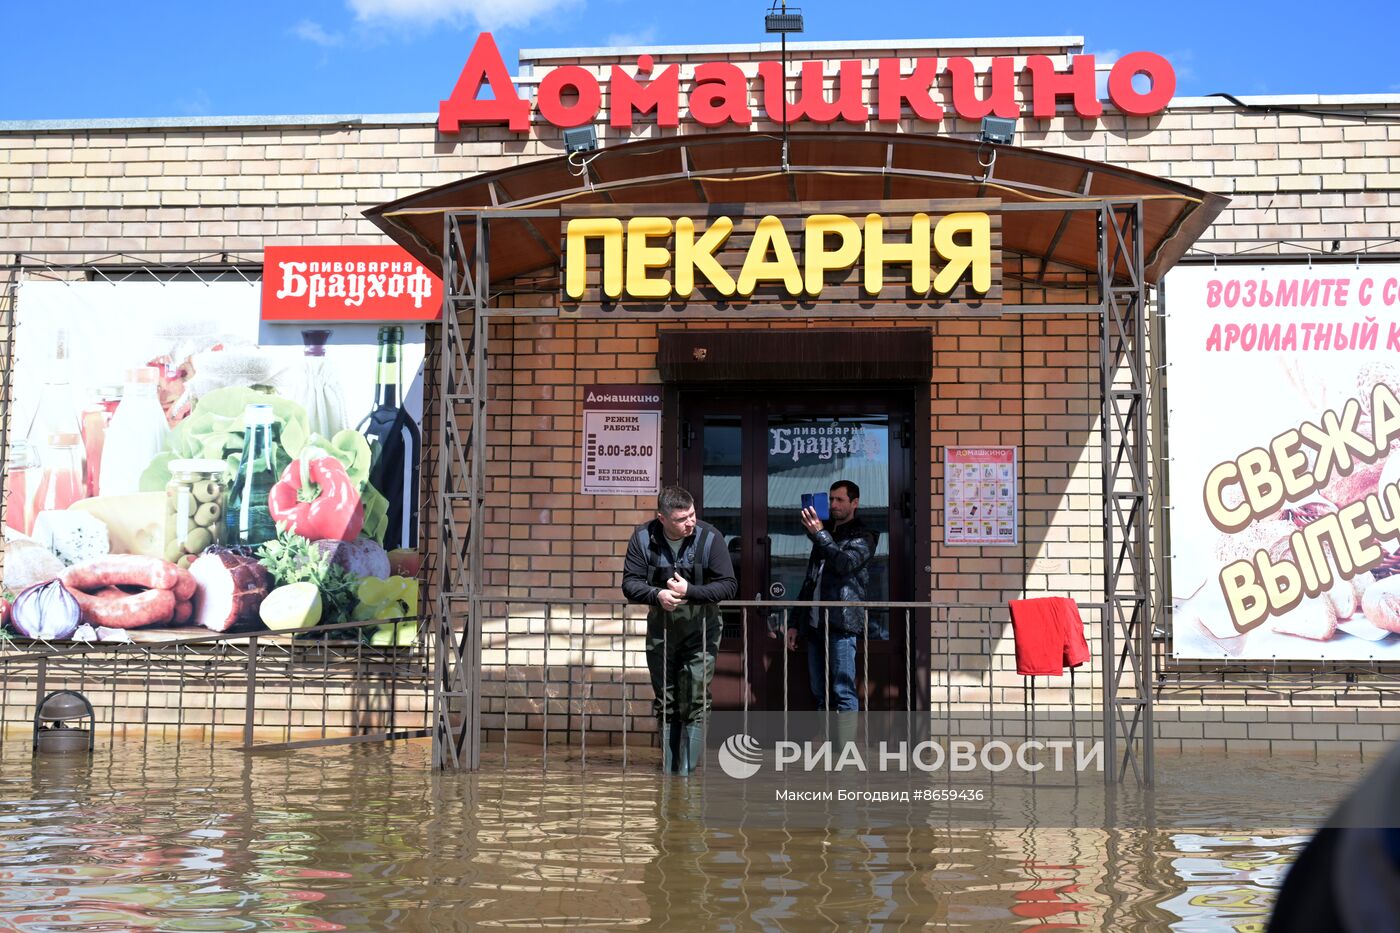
[364,131,1228,293]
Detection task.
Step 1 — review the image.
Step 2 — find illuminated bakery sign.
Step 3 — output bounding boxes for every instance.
[438,32,1175,133]
[561,200,1001,315]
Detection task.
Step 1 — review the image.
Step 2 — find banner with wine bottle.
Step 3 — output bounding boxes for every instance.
[3,281,425,644]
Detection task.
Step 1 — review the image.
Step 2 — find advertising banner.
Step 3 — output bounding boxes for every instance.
[261,245,441,323]
[944,446,1017,546]
[581,385,661,495]
[1166,264,1400,659]
[3,281,424,644]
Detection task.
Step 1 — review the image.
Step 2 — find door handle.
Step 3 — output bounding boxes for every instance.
[755,535,770,599]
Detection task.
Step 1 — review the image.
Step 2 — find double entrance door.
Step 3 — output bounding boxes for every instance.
[678,389,917,711]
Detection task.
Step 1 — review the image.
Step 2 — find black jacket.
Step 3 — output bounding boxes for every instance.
[621,519,737,620]
[791,516,877,636]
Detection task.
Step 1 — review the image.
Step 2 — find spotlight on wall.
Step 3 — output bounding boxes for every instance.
[564,126,599,156]
[765,2,803,33]
[979,116,1017,146]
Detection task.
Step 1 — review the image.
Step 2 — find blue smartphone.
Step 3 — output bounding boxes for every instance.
[802,492,830,521]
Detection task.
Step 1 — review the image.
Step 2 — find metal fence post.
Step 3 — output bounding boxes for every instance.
[243,635,258,749]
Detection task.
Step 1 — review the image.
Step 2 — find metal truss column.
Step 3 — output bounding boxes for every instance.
[0,262,18,529]
[434,213,487,770]
[1098,202,1154,786]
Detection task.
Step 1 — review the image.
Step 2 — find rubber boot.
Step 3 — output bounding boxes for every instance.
[662,719,683,774]
[832,710,859,751]
[678,722,704,776]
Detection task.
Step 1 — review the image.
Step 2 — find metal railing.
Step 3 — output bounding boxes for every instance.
[1,598,1118,778]
[468,598,1113,774]
[0,617,432,753]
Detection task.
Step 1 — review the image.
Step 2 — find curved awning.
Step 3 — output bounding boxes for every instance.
[364,131,1227,292]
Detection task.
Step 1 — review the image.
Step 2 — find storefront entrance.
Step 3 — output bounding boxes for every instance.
[679,388,917,711]
[372,129,1227,773]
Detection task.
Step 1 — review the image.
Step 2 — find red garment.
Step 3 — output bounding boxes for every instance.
[1007,597,1090,676]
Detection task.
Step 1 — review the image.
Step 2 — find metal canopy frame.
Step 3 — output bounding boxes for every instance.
[366,131,1226,291]
[432,199,1155,784]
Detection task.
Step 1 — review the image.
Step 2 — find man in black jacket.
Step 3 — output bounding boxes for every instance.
[786,480,878,711]
[622,485,738,774]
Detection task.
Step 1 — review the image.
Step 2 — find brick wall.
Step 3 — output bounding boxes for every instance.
[3,38,1400,750]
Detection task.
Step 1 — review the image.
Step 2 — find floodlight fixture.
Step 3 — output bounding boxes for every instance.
[765,8,804,33]
[563,126,599,155]
[979,116,1017,146]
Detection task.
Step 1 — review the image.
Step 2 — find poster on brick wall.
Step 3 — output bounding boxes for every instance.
[3,281,424,644]
[943,446,1017,546]
[1167,263,1400,659]
[581,385,662,495]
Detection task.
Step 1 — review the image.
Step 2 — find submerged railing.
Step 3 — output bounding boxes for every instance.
[1,599,1114,772]
[0,617,431,752]
[469,598,1112,771]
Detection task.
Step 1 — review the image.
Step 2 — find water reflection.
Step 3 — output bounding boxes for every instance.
[0,741,1362,931]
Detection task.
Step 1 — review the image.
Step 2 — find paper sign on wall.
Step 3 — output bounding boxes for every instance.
[944,447,1017,546]
[581,385,662,495]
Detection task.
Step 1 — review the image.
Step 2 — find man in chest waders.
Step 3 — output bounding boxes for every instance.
[622,486,738,774]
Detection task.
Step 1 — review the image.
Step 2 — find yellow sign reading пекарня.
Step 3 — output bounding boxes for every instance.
[563,212,993,301]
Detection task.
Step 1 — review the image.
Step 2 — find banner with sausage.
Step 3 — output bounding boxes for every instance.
[1167,263,1400,659]
[2,281,425,645]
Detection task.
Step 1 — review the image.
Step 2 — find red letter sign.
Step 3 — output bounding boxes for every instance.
[876,58,944,123]
[1107,51,1176,116]
[1025,54,1103,118]
[536,65,603,128]
[610,55,681,128]
[438,32,531,133]
[435,34,1178,132]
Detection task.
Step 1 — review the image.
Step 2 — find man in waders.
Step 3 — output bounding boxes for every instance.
[622,485,737,774]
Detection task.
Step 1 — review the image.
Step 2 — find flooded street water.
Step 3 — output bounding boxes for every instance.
[0,738,1366,931]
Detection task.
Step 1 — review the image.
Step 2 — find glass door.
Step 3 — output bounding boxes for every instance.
[681,389,915,711]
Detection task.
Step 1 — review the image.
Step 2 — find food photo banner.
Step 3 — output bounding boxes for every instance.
[1166,264,1400,659]
[3,281,425,645]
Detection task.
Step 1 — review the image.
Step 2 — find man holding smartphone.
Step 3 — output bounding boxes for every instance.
[786,480,877,711]
[622,485,738,774]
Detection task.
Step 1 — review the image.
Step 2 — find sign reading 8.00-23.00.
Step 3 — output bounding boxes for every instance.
[581,385,662,495]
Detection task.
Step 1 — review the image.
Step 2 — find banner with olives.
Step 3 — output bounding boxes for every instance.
[2,281,425,644]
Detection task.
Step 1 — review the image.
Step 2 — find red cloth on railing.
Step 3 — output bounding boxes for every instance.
[1007,597,1090,676]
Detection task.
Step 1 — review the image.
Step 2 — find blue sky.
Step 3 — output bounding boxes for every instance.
[2,0,1397,121]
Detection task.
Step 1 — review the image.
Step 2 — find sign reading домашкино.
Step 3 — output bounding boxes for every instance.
[560,200,1002,316]
[437,33,1176,133]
